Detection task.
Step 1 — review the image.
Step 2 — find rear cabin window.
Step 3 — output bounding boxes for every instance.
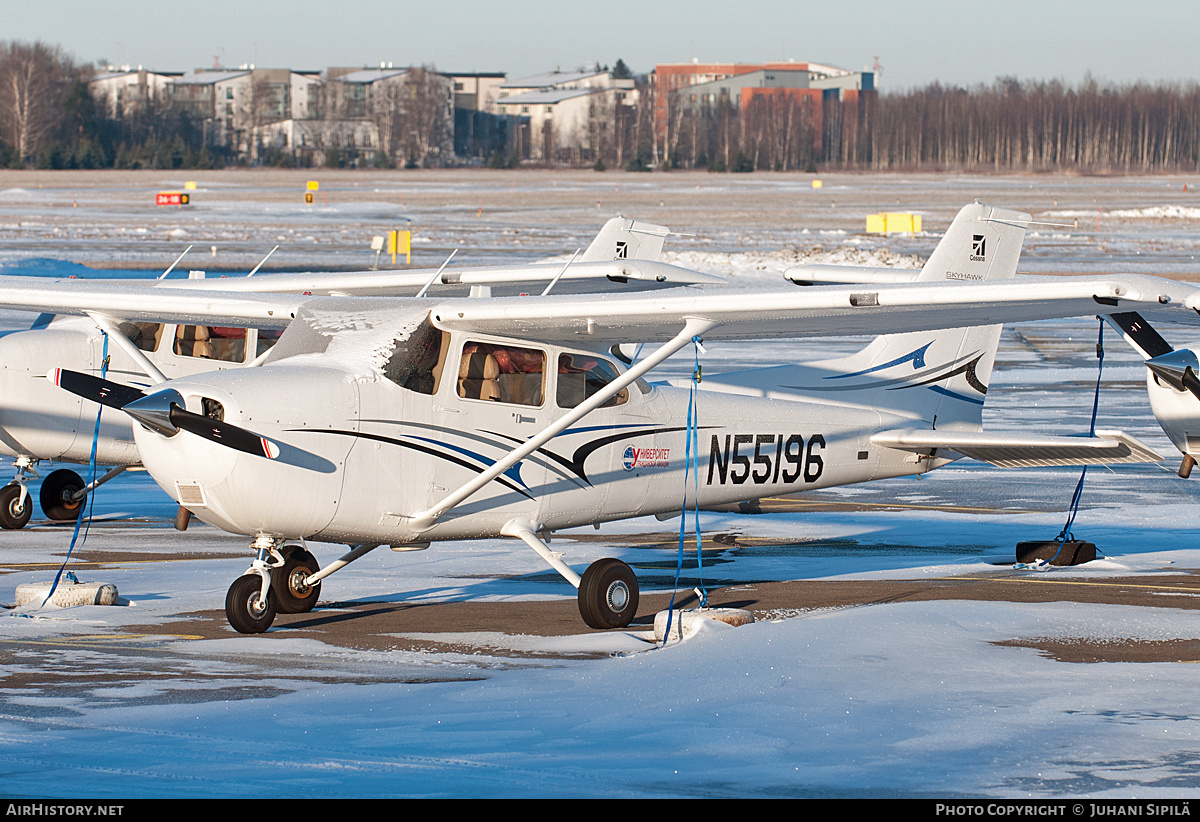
[457,342,545,406]
[557,354,628,409]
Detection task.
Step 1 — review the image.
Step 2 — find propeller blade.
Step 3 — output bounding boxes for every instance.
[168,405,279,460]
[56,372,278,460]
[52,369,147,409]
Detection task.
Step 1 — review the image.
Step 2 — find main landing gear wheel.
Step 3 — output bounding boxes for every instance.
[40,469,86,522]
[225,574,277,634]
[272,545,321,614]
[578,558,639,629]
[0,484,30,530]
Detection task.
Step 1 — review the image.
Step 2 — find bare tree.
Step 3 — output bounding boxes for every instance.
[396,67,452,166]
[0,41,72,164]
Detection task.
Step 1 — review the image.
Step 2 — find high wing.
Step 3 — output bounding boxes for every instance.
[99,217,717,297]
[1,272,1197,337]
[426,273,1200,343]
[144,260,718,296]
[0,275,303,327]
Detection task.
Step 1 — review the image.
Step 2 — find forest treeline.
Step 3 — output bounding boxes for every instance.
[3,37,1200,173]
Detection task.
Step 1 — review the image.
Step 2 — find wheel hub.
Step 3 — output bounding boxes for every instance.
[288,569,311,596]
[247,593,269,618]
[607,580,629,612]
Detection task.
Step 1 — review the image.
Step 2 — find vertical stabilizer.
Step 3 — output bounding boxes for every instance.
[827,202,1031,428]
[703,203,1031,431]
[578,217,670,263]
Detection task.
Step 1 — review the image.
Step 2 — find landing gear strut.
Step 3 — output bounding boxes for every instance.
[502,518,640,630]
[0,456,37,530]
[223,537,377,633]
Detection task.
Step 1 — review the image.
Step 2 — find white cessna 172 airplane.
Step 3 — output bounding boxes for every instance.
[0,217,717,528]
[22,202,1200,634]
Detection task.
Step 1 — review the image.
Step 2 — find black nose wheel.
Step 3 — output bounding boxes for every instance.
[225,574,277,634]
[0,484,30,530]
[578,558,639,629]
[272,545,321,614]
[40,469,86,522]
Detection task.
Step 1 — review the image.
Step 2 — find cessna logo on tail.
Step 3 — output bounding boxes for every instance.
[615,241,628,259]
[970,234,986,262]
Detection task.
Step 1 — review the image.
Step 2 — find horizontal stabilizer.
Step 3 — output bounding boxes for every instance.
[785,264,921,286]
[870,428,1162,467]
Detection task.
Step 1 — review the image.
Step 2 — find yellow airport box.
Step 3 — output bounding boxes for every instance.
[307,180,319,191]
[387,229,411,264]
[866,212,921,234]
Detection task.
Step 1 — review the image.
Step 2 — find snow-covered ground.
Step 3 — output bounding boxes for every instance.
[2,171,1200,798]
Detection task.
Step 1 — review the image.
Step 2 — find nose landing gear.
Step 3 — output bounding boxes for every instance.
[224,537,344,634]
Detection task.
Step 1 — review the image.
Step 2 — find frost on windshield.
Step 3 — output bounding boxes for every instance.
[263,300,444,391]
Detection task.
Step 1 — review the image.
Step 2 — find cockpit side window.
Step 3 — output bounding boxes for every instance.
[556,353,628,409]
[120,321,164,353]
[457,342,545,406]
[173,325,247,362]
[382,319,448,395]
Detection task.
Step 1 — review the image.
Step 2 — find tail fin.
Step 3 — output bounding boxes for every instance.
[704,203,1030,431]
[819,202,1031,429]
[578,217,670,263]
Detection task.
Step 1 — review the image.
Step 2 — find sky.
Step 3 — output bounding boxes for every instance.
[8,0,1200,91]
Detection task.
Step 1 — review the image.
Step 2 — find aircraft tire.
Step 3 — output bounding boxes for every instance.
[272,545,321,614]
[578,558,639,629]
[40,469,86,522]
[0,484,31,530]
[225,574,277,634]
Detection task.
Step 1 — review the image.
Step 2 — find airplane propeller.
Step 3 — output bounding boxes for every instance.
[52,369,278,459]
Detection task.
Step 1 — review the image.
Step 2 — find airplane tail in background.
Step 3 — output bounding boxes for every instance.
[808,202,1030,429]
[579,217,671,263]
[704,202,1032,430]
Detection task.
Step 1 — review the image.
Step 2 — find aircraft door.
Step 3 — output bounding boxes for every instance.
[543,352,654,525]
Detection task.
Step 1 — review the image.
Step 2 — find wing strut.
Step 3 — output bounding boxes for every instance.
[407,316,719,531]
[86,312,168,384]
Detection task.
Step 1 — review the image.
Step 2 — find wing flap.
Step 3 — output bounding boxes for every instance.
[870,428,1162,467]
[785,264,921,286]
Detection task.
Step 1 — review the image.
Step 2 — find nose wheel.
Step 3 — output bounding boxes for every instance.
[578,558,639,629]
[225,573,278,634]
[0,483,31,530]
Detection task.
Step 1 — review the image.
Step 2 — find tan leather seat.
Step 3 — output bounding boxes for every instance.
[458,352,500,401]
